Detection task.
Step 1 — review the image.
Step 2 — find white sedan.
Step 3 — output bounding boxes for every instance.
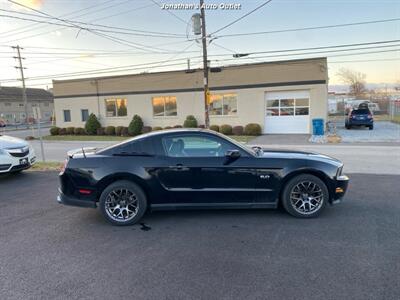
[0,135,36,173]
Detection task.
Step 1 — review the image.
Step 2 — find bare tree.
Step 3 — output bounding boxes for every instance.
[336,68,367,98]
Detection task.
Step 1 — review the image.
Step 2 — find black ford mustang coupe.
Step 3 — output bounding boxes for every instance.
[57,129,349,226]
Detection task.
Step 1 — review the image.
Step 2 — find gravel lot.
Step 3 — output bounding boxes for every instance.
[337,121,400,143]
[0,171,399,300]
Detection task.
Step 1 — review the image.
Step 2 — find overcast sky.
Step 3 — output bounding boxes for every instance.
[0,0,399,89]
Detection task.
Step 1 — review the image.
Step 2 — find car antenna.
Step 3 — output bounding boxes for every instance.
[82,147,86,158]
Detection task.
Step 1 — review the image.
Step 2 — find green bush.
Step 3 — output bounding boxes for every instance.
[50,127,60,136]
[96,127,105,135]
[183,115,198,128]
[244,123,262,136]
[142,126,152,133]
[115,126,124,136]
[220,124,232,135]
[232,126,244,135]
[173,125,183,128]
[85,113,101,135]
[152,126,162,131]
[128,114,144,136]
[66,127,75,135]
[121,127,129,136]
[59,128,67,135]
[105,126,116,136]
[209,125,220,132]
[164,126,173,130]
[74,127,86,135]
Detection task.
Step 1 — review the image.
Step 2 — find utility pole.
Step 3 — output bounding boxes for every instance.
[200,0,210,128]
[12,45,28,124]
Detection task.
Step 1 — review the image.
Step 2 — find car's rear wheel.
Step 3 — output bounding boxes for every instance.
[99,180,147,226]
[369,125,373,130]
[345,124,351,129]
[281,174,328,218]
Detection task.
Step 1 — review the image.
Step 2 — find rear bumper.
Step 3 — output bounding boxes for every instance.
[348,119,373,126]
[57,189,96,208]
[331,175,349,204]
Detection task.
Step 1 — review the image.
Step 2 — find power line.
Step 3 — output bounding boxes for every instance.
[0,8,187,38]
[211,0,273,35]
[213,17,400,38]
[148,0,188,24]
[5,0,173,53]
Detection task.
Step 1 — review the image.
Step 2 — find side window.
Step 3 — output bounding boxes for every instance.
[162,134,236,157]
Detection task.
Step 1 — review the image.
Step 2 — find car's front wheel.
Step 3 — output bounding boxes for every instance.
[99,180,147,226]
[281,174,328,218]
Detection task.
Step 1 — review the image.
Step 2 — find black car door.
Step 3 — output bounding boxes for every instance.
[154,132,259,206]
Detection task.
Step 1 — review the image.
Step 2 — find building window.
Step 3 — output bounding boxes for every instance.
[105,98,127,117]
[152,96,177,117]
[81,109,89,122]
[19,103,24,107]
[266,98,310,116]
[209,93,237,116]
[32,103,38,107]
[63,110,71,122]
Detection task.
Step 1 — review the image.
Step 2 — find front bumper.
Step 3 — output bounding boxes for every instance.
[331,175,349,204]
[57,189,97,208]
[0,151,36,173]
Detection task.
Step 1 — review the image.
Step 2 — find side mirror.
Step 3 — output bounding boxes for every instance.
[225,150,241,162]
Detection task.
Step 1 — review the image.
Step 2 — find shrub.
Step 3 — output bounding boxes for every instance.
[142,126,152,133]
[152,126,162,131]
[183,115,197,128]
[232,126,244,136]
[59,128,67,135]
[121,127,129,137]
[115,126,124,136]
[220,124,232,135]
[164,126,172,129]
[244,123,262,136]
[173,125,183,128]
[85,113,101,135]
[96,127,105,135]
[74,127,86,135]
[198,124,205,129]
[128,114,144,136]
[209,125,220,132]
[105,126,116,136]
[50,126,60,136]
[66,127,75,135]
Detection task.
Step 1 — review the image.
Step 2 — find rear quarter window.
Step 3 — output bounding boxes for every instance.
[352,109,370,115]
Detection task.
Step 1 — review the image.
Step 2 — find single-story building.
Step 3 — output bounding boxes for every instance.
[0,86,54,124]
[53,57,328,134]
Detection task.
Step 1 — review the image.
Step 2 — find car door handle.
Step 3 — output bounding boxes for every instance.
[169,164,185,170]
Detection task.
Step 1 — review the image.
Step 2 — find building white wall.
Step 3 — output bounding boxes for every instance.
[54,83,327,133]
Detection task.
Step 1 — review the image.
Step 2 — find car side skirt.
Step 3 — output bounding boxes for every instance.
[150,202,277,211]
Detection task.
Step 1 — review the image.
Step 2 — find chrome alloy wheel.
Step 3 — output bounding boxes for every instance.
[290,181,324,215]
[105,188,138,222]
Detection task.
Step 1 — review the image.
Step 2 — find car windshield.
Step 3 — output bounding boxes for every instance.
[352,109,370,115]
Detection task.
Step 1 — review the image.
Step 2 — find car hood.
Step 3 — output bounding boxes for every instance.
[260,148,343,167]
[0,135,29,149]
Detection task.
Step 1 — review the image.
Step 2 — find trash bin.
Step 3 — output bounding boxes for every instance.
[312,118,324,136]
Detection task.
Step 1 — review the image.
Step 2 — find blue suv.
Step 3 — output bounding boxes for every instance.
[345,108,374,130]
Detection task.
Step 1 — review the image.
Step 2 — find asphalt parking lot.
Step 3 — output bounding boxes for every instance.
[1,171,399,300]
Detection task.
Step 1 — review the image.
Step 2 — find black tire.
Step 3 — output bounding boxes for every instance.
[281,174,328,218]
[369,125,373,130]
[99,180,147,226]
[345,124,351,129]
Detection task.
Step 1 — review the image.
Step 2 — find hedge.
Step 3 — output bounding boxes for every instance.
[244,123,262,136]
[232,126,244,135]
[183,115,197,128]
[105,126,116,136]
[152,126,163,131]
[74,127,86,135]
[220,124,232,135]
[97,127,105,135]
[115,126,124,136]
[59,128,67,135]
[50,127,60,136]
[66,127,75,135]
[142,126,152,133]
[209,125,220,132]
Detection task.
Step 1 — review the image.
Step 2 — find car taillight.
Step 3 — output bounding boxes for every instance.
[79,189,92,195]
[351,115,356,119]
[368,114,372,119]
